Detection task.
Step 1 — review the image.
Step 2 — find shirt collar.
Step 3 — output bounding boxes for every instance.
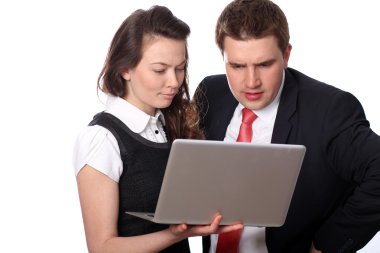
[238,70,285,123]
[105,95,165,133]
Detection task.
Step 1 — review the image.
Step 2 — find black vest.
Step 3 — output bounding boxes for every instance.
[90,112,190,252]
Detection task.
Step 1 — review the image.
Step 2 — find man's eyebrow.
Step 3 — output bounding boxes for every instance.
[256,59,276,65]
[227,61,246,66]
[228,59,276,66]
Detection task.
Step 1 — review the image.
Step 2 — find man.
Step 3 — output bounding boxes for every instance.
[194,0,380,252]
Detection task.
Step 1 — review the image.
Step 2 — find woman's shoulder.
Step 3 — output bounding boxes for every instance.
[76,124,112,145]
[73,125,122,182]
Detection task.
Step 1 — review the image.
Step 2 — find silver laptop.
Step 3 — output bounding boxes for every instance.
[126,139,306,226]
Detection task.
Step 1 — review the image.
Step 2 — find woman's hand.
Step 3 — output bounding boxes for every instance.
[309,241,322,253]
[169,214,243,240]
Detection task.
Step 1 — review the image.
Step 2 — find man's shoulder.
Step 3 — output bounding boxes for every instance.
[285,68,361,110]
[201,74,228,87]
[286,67,345,95]
[194,74,235,109]
[199,74,229,93]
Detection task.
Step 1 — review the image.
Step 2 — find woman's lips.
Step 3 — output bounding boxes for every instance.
[161,93,176,100]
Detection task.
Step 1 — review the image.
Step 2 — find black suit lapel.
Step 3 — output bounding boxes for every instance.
[271,69,298,144]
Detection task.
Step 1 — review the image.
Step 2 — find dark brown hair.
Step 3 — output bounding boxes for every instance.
[97,5,203,141]
[216,0,289,54]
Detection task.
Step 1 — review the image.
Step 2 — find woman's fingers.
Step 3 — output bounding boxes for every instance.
[216,223,244,234]
[170,214,243,237]
[169,223,188,234]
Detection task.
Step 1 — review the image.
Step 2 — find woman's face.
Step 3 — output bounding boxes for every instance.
[122,36,186,116]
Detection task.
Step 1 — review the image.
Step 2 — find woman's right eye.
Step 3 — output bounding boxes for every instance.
[153,69,165,74]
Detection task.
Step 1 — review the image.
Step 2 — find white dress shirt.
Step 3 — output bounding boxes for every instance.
[209,71,284,253]
[72,95,167,182]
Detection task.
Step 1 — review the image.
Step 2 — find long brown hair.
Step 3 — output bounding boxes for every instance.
[97,5,203,141]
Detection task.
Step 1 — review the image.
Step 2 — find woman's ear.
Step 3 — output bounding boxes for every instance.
[122,70,131,81]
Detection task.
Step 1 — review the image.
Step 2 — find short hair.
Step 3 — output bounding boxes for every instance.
[216,0,289,54]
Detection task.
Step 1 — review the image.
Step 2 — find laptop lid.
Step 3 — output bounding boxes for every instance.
[126,139,306,226]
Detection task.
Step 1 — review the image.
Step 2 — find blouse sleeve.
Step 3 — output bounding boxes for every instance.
[72,125,122,182]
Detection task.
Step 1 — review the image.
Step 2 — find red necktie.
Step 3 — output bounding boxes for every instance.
[215,108,257,253]
[237,108,257,142]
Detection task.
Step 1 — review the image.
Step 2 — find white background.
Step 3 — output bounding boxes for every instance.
[0,0,379,252]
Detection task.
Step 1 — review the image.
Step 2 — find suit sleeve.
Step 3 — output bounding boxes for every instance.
[314,91,380,252]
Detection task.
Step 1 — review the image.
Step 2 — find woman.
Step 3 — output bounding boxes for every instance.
[73,5,242,253]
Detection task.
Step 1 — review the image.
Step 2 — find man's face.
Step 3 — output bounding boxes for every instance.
[223,36,291,110]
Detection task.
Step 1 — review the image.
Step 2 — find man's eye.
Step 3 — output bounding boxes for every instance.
[231,64,244,69]
[259,61,274,67]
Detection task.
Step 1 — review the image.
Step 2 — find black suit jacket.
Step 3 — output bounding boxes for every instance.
[194,68,380,253]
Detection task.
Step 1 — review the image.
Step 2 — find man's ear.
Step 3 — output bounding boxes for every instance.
[283,44,292,68]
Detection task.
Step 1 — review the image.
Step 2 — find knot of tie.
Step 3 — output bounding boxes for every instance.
[241,107,257,124]
[237,108,257,142]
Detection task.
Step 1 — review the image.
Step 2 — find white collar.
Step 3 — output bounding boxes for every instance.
[105,95,165,133]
